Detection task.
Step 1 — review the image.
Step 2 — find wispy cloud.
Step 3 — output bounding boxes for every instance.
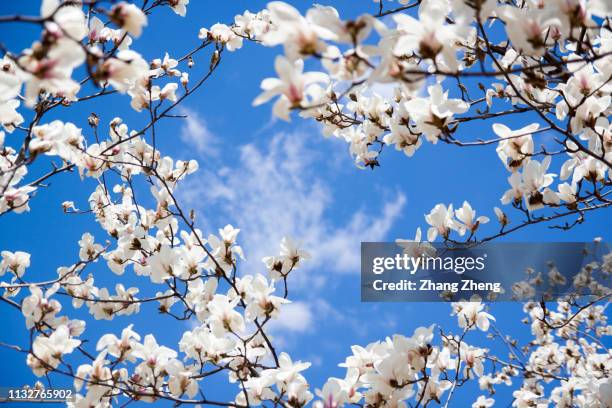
[178,107,219,157]
[178,124,408,349]
[267,301,313,334]
[179,128,405,286]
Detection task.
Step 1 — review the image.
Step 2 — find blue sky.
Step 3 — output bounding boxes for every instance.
[0,1,610,407]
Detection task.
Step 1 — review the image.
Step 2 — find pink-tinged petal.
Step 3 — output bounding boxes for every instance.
[274,56,296,83]
[476,314,490,331]
[427,227,437,242]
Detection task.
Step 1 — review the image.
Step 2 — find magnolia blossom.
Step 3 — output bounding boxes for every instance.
[166,360,198,398]
[394,0,463,70]
[522,157,556,211]
[110,2,147,37]
[208,294,245,336]
[425,203,462,241]
[96,325,141,362]
[0,99,24,132]
[263,2,328,59]
[493,207,509,227]
[455,201,489,235]
[0,250,30,277]
[169,0,190,17]
[101,50,149,93]
[27,325,80,376]
[199,24,243,51]
[452,298,495,331]
[501,5,562,56]
[494,123,538,171]
[253,56,328,120]
[405,84,469,142]
[396,228,436,259]
[473,395,495,408]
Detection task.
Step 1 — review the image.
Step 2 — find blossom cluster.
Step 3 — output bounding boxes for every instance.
[200,0,612,244]
[0,1,610,407]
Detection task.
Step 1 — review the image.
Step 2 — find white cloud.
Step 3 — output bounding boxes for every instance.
[178,107,219,156]
[179,128,405,288]
[178,124,408,349]
[267,301,313,334]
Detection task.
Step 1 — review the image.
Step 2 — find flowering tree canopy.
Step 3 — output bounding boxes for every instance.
[0,0,610,407]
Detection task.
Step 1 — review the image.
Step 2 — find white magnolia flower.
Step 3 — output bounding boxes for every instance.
[96,324,141,362]
[501,172,524,205]
[78,233,103,262]
[253,56,328,120]
[473,395,495,408]
[306,5,373,44]
[19,38,85,106]
[494,123,538,171]
[455,201,489,235]
[22,284,61,329]
[452,298,495,331]
[263,2,327,59]
[169,0,189,17]
[0,250,30,277]
[394,0,467,71]
[149,245,186,283]
[110,2,147,37]
[493,207,509,226]
[275,352,311,385]
[0,99,24,132]
[41,0,88,40]
[207,294,244,336]
[244,274,288,321]
[406,84,469,142]
[425,203,462,241]
[27,325,80,376]
[522,157,555,211]
[166,360,198,398]
[132,334,177,369]
[384,102,422,157]
[396,228,436,259]
[279,236,311,267]
[0,56,22,101]
[199,23,243,51]
[179,325,235,365]
[501,5,562,56]
[101,50,149,93]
